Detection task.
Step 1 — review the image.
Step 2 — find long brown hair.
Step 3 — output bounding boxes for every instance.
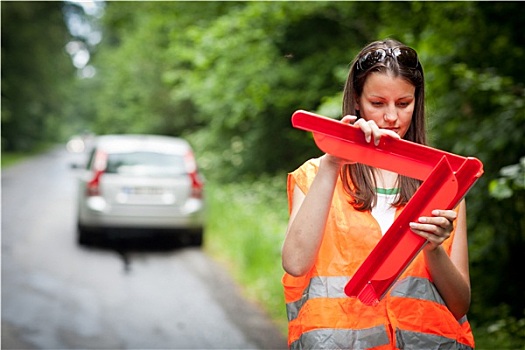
[341,39,426,211]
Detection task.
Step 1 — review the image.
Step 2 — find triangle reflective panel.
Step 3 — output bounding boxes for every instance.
[291,110,484,306]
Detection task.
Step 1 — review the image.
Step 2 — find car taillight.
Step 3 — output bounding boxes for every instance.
[86,151,107,197]
[189,171,204,199]
[86,169,104,196]
[184,151,204,199]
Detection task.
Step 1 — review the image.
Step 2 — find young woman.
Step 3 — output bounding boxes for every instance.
[282,39,475,349]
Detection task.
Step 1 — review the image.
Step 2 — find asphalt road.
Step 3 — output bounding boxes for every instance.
[1,147,287,349]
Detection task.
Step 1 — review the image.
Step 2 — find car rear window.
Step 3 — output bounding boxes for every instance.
[105,152,186,177]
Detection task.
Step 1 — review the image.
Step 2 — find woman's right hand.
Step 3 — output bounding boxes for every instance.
[352,117,401,146]
[325,115,401,165]
[321,115,361,166]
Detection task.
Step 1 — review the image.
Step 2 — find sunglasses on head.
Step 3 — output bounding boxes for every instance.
[356,46,419,72]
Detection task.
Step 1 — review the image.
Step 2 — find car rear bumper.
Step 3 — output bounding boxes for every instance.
[78,197,206,229]
[79,212,205,229]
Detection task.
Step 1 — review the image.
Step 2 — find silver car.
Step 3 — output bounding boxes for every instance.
[75,134,205,246]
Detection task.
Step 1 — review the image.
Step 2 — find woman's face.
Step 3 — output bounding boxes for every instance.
[356,72,416,139]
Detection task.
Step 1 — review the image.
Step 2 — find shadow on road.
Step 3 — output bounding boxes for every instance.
[79,235,195,273]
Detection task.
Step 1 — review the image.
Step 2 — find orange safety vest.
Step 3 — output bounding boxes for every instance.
[283,158,475,350]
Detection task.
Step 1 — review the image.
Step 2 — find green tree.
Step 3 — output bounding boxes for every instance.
[90,2,379,179]
[425,3,524,324]
[1,2,75,151]
[165,2,379,179]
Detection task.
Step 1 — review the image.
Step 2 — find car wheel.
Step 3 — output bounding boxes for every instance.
[77,223,94,246]
[190,228,204,247]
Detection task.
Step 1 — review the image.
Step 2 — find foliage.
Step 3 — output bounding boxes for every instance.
[489,157,525,200]
[1,2,75,151]
[471,305,525,350]
[434,29,525,325]
[204,176,289,332]
[90,2,370,179]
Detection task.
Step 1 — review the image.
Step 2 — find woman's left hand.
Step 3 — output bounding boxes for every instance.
[409,209,457,251]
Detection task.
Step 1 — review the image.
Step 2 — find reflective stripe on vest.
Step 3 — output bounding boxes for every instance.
[287,275,443,319]
[391,277,470,326]
[391,275,446,304]
[290,326,390,350]
[395,329,473,350]
[290,328,473,350]
[287,276,350,321]
[286,275,473,349]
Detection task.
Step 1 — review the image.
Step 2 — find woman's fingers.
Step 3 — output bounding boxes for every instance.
[353,118,373,143]
[341,115,358,124]
[352,118,400,145]
[409,209,457,250]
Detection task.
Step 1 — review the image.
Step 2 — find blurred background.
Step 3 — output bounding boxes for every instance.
[2,1,524,349]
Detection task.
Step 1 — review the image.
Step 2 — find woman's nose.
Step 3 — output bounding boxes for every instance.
[383,108,398,122]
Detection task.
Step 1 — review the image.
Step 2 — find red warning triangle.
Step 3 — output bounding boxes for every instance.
[292,110,483,306]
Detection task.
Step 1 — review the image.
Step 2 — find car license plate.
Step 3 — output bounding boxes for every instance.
[122,186,164,195]
[118,186,175,205]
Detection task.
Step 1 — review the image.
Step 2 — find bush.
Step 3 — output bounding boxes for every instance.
[203,175,289,333]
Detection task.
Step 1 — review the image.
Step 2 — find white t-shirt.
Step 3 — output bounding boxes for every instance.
[371,188,399,235]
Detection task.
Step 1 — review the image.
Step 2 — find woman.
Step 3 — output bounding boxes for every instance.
[281,39,475,349]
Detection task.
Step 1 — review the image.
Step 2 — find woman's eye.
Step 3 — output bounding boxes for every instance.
[371,101,383,106]
[397,101,410,108]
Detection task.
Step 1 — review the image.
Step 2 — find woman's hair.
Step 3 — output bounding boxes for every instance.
[341,39,426,211]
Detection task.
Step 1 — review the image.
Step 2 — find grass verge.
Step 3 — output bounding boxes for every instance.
[203,175,289,335]
[1,152,32,168]
[1,144,55,168]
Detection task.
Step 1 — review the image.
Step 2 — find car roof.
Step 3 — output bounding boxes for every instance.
[92,135,191,155]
